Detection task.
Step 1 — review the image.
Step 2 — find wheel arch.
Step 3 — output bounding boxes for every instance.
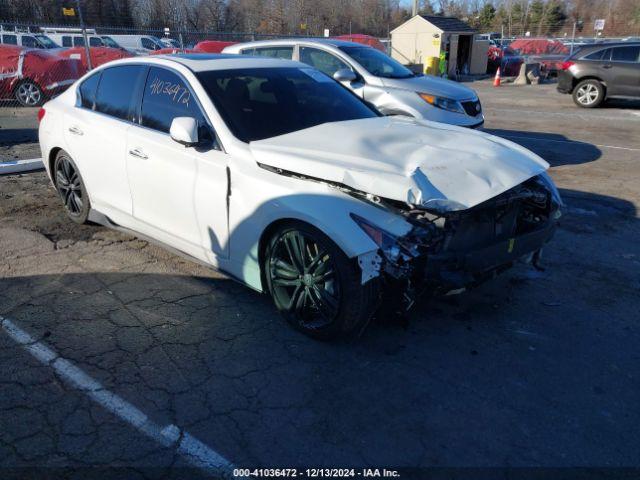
[255,212,381,292]
[257,217,306,292]
[48,147,63,180]
[573,76,607,95]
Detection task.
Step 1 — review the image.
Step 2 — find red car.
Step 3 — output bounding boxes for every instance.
[509,38,570,76]
[149,47,199,55]
[57,47,133,75]
[333,34,387,53]
[0,45,81,106]
[193,40,237,53]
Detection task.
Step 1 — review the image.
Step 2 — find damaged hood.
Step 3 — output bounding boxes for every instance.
[249,116,549,212]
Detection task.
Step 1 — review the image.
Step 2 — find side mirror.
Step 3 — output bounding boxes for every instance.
[170,117,199,146]
[333,68,357,83]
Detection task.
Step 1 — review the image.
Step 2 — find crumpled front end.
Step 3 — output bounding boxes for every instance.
[353,173,562,312]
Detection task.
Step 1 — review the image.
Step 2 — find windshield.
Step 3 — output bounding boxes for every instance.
[150,36,165,49]
[101,36,120,48]
[35,35,59,49]
[339,46,414,79]
[196,67,379,142]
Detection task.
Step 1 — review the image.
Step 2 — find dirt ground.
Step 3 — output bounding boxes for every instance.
[0,81,639,478]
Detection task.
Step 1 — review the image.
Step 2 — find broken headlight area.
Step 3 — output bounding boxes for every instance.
[354,174,561,313]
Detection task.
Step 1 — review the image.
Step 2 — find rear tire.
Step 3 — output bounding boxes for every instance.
[53,150,90,224]
[264,222,379,340]
[572,79,604,108]
[14,80,44,107]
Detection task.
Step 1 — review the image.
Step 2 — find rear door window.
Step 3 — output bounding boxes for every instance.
[62,36,72,47]
[73,36,85,47]
[583,48,610,61]
[2,34,17,45]
[78,71,102,109]
[299,47,349,77]
[95,66,146,121]
[611,46,640,62]
[140,67,213,142]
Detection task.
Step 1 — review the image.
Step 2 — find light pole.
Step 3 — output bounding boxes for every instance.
[570,20,583,56]
[75,0,93,70]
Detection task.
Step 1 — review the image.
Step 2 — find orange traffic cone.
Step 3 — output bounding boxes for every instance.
[493,67,501,87]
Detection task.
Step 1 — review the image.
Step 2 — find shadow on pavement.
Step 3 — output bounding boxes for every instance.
[0,189,638,469]
[484,128,602,166]
[603,98,640,110]
[0,127,38,146]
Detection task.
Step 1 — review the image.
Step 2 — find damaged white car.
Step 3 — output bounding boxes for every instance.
[39,55,562,339]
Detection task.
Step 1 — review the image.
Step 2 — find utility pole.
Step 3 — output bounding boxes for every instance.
[75,0,92,70]
[412,0,418,17]
[570,21,576,55]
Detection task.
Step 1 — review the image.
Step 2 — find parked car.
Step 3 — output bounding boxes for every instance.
[105,35,165,54]
[159,37,180,48]
[487,45,524,76]
[1,32,60,49]
[44,32,122,49]
[332,34,386,52]
[557,42,640,107]
[0,45,81,106]
[223,39,484,128]
[149,47,198,56]
[57,46,133,74]
[39,54,561,339]
[509,38,569,76]
[193,40,237,53]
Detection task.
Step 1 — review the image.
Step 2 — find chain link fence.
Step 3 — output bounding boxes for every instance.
[0,21,332,110]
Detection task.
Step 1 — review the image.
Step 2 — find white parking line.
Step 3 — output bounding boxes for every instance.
[0,315,234,476]
[0,157,44,174]
[498,134,640,152]
[484,107,640,122]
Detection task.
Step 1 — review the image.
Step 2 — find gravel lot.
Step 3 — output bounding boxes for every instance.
[1,81,639,478]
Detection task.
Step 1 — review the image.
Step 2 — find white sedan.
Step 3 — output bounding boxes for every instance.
[39,54,562,339]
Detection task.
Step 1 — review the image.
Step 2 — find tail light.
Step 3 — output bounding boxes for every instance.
[37,108,46,122]
[561,60,575,71]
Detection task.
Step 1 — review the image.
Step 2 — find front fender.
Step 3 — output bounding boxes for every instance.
[226,166,413,291]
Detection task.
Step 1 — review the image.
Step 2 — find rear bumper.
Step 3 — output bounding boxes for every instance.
[556,71,574,94]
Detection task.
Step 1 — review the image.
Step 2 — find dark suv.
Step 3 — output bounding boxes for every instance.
[557,42,640,107]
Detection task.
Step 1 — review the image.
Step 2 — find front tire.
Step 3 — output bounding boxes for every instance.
[572,79,604,108]
[53,150,90,224]
[264,222,379,340]
[14,80,44,107]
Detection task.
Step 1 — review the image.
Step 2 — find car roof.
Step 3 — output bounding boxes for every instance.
[577,41,640,50]
[116,53,307,72]
[226,38,369,49]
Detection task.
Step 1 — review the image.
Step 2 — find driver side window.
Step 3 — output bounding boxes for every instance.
[140,67,215,145]
[299,47,350,77]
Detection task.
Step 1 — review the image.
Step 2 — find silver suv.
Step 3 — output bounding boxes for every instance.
[223,39,484,128]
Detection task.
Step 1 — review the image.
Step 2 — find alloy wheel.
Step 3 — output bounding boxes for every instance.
[576,83,599,106]
[55,156,83,216]
[16,82,42,106]
[269,230,340,329]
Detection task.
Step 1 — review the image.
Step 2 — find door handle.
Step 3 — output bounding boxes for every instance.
[128,148,148,160]
[602,64,613,69]
[68,126,83,135]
